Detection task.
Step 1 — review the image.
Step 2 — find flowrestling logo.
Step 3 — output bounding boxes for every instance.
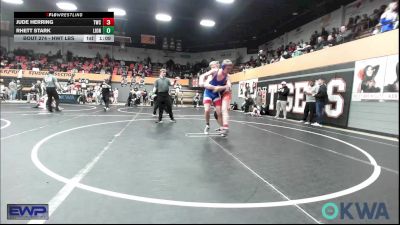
[7,204,48,220]
[321,202,389,220]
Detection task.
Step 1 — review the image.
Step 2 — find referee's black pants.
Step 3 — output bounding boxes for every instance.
[153,96,158,114]
[302,102,316,123]
[46,87,59,110]
[157,92,174,121]
[102,93,110,108]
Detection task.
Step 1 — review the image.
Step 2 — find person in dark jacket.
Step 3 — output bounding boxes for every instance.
[101,79,112,111]
[312,78,329,127]
[126,89,135,107]
[275,81,290,119]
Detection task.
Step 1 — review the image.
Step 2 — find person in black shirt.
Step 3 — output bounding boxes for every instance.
[243,94,254,113]
[126,89,134,107]
[312,79,329,127]
[259,50,267,66]
[101,79,111,111]
[275,81,290,119]
[260,103,268,115]
[310,31,319,46]
[321,27,329,40]
[43,68,61,112]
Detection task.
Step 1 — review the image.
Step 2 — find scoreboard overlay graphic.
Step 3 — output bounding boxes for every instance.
[14,12,114,42]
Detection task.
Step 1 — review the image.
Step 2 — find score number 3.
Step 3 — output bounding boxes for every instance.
[102,18,114,26]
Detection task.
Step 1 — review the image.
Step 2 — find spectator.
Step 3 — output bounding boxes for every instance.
[17,66,23,79]
[336,26,354,44]
[0,80,5,100]
[354,15,361,26]
[142,89,148,106]
[326,34,336,47]
[331,27,339,37]
[299,80,318,124]
[250,104,262,117]
[315,36,327,50]
[16,80,23,100]
[292,45,304,57]
[370,9,382,27]
[275,81,289,119]
[312,78,329,127]
[260,103,268,115]
[379,2,399,33]
[193,91,201,108]
[242,94,254,113]
[35,80,43,100]
[126,89,135,107]
[347,17,356,31]
[310,30,319,46]
[258,50,267,66]
[379,4,389,18]
[230,101,238,110]
[280,51,291,61]
[360,14,371,31]
[8,79,17,100]
[113,88,119,104]
[321,27,329,39]
[372,24,382,35]
[136,88,142,105]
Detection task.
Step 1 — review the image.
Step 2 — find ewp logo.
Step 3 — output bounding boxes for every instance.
[322,202,389,220]
[7,204,49,220]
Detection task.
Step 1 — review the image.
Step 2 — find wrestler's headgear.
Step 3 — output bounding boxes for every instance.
[221,59,233,70]
[209,61,220,68]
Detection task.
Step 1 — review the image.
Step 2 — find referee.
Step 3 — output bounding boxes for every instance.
[153,69,177,123]
[43,68,61,112]
[101,79,112,111]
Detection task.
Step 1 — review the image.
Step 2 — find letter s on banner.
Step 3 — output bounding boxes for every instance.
[325,78,346,118]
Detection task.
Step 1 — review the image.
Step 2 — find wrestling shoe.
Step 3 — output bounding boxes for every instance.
[220,128,229,137]
[311,122,322,127]
[204,125,210,134]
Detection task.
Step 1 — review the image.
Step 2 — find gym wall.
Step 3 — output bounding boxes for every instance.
[234,59,398,135]
[110,84,154,103]
[230,30,399,135]
[110,83,190,103]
